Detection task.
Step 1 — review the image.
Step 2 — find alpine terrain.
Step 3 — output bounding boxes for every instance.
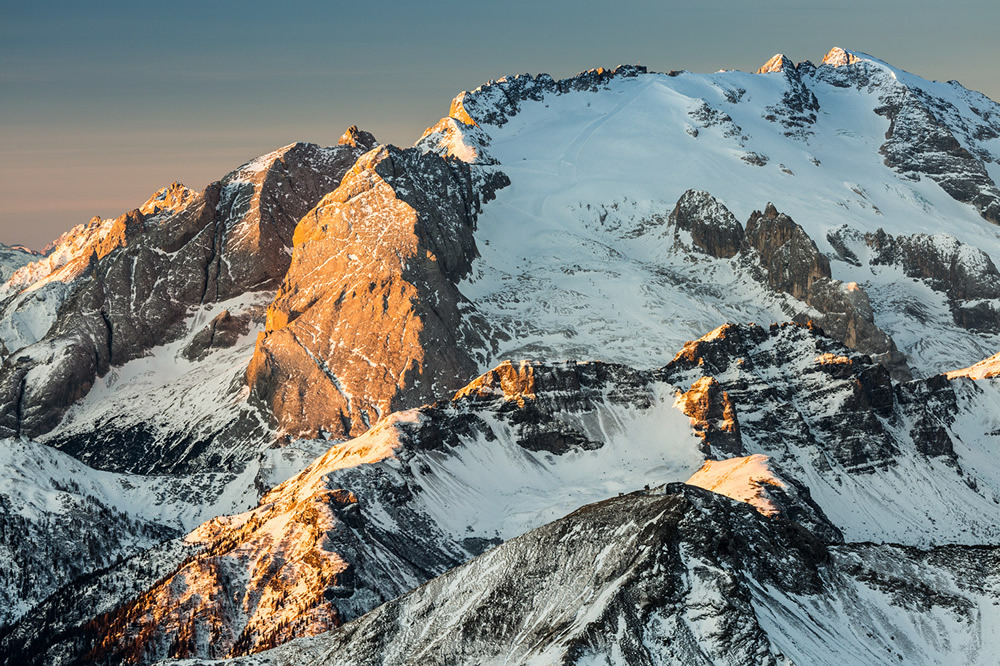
[1,48,999,666]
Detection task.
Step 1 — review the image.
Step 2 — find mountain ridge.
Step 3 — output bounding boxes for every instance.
[0,47,998,665]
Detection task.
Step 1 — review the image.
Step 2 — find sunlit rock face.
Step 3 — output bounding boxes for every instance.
[246,145,508,440]
[0,139,367,464]
[946,352,1000,380]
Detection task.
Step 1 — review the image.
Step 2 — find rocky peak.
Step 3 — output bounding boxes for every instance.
[443,64,647,131]
[453,360,536,407]
[246,144,507,440]
[742,203,831,301]
[138,181,196,218]
[337,125,378,151]
[755,53,795,74]
[0,140,366,449]
[676,375,742,456]
[821,47,863,68]
[667,189,744,258]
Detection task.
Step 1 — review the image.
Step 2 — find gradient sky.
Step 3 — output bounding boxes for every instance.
[2,0,998,249]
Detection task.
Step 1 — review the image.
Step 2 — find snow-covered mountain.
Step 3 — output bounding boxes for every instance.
[1,47,999,665]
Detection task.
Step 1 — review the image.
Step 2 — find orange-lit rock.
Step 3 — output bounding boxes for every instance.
[246,144,507,440]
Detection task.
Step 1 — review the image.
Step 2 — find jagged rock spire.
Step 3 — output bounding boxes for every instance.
[338,125,378,151]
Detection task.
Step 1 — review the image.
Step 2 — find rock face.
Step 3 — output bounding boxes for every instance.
[816,47,1000,225]
[743,203,830,301]
[740,203,907,376]
[246,145,508,440]
[866,229,1000,331]
[10,324,1000,664]
[676,375,742,456]
[667,189,745,258]
[0,140,367,452]
[4,49,1000,666]
[11,359,698,663]
[224,485,1000,666]
[181,310,252,361]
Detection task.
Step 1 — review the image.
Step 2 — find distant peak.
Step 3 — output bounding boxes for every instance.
[338,125,378,151]
[822,47,862,68]
[755,53,795,74]
[139,181,195,217]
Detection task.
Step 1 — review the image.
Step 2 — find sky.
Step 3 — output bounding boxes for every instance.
[2,0,998,249]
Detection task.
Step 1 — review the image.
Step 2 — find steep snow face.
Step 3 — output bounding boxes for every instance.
[217,486,1000,666]
[427,52,1000,376]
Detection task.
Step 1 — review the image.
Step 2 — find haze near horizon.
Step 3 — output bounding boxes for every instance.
[2,0,998,249]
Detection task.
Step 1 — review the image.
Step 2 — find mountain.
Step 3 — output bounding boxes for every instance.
[217,485,1000,666]
[0,243,43,284]
[1,47,999,665]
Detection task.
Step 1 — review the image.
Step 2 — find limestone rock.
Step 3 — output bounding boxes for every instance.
[667,189,744,258]
[0,139,368,447]
[246,145,509,440]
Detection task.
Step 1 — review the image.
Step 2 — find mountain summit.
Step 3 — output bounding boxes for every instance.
[1,49,999,665]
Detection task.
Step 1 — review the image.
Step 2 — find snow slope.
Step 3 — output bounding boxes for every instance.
[432,50,1000,375]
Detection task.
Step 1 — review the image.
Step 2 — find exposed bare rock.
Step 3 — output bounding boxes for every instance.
[453,359,536,406]
[666,322,902,471]
[740,203,907,376]
[0,243,43,284]
[810,48,1000,225]
[756,54,820,137]
[945,351,1000,380]
[755,53,795,75]
[866,229,1000,331]
[0,139,368,452]
[676,375,742,456]
[337,125,378,151]
[138,181,197,218]
[246,145,508,440]
[666,189,744,258]
[685,454,842,542]
[743,203,831,300]
[821,46,863,68]
[224,487,998,666]
[182,310,253,362]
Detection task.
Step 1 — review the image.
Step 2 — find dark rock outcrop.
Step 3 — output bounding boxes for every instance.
[743,203,831,301]
[740,204,907,377]
[667,189,745,258]
[182,310,253,361]
[215,485,999,666]
[665,323,903,472]
[866,229,1000,331]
